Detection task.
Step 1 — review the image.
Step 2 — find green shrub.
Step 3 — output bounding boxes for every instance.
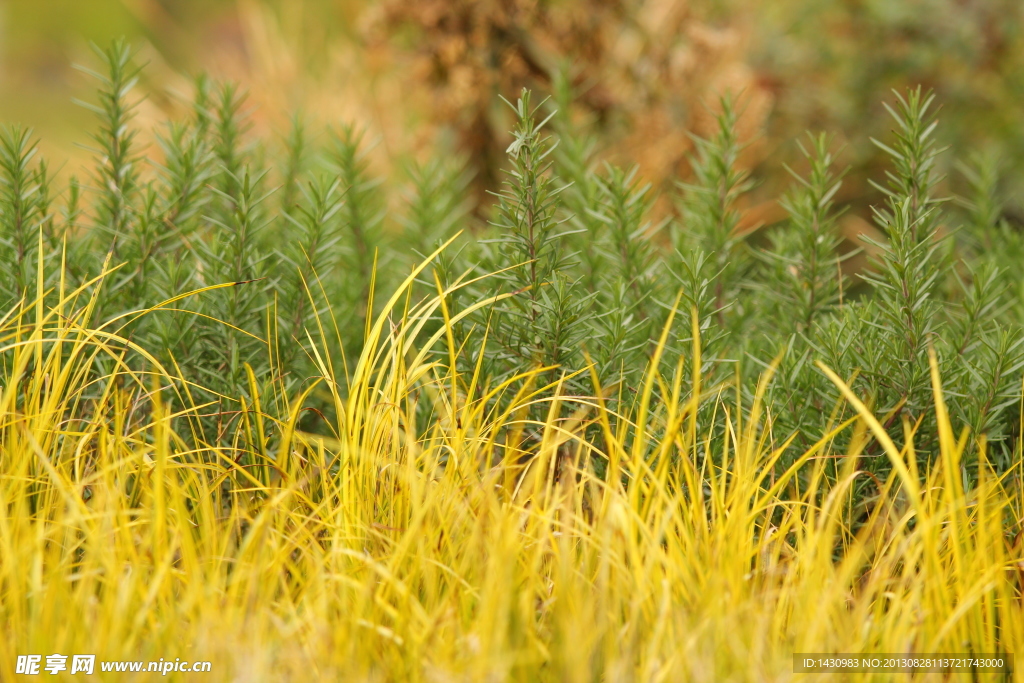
[2,41,1021,476]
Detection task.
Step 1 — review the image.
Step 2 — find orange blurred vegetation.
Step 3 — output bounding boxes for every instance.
[1,0,773,195]
[2,0,1023,244]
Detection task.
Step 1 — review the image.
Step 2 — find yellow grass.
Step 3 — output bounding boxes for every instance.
[0,251,1021,681]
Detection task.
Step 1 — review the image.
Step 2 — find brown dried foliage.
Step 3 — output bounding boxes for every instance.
[364,0,774,196]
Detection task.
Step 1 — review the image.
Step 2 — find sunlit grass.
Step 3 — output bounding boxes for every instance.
[0,253,1021,681]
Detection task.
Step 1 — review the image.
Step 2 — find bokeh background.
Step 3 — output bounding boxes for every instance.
[2,0,1023,229]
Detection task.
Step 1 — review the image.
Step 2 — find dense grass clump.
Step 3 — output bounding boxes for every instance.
[1,41,1023,680]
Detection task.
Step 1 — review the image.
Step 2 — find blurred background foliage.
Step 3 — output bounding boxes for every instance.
[1,0,1023,230]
